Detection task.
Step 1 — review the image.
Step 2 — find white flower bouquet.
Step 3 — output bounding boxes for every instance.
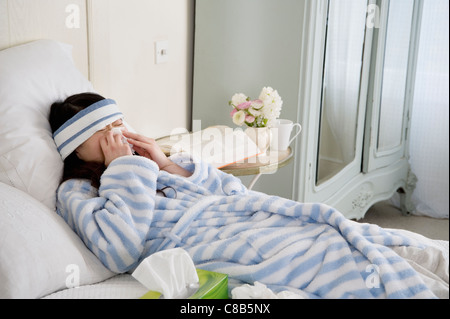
[229,87,283,128]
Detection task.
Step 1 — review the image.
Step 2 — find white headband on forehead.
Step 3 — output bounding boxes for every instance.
[53,98,124,160]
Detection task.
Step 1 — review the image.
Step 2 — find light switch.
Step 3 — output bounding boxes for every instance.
[155,40,169,64]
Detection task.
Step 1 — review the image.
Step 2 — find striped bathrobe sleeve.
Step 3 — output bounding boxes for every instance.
[56,155,159,273]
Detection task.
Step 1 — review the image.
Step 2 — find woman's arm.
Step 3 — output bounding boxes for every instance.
[123,131,246,195]
[159,160,193,177]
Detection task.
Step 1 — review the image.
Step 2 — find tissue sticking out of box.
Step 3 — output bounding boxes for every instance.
[132,248,200,299]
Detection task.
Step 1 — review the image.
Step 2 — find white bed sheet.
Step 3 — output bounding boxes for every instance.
[42,275,147,299]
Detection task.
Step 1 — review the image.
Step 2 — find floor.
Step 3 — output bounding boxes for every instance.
[358,200,449,241]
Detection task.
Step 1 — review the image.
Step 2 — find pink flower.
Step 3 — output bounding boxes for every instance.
[245,115,256,124]
[236,101,252,110]
[230,108,238,117]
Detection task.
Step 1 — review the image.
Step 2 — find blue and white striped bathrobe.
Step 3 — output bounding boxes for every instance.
[56,154,437,298]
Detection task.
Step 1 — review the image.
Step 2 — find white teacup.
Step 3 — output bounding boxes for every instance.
[270,119,302,151]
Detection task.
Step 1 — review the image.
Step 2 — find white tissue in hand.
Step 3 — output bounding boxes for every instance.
[111,127,128,143]
[132,248,199,299]
[111,127,135,153]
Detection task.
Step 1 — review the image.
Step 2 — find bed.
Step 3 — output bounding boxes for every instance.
[0,40,448,299]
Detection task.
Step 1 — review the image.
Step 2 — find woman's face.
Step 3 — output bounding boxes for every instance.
[75,119,127,163]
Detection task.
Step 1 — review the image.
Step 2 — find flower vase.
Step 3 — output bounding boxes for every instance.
[245,127,272,154]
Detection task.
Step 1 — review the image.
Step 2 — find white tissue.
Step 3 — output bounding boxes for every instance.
[132,248,199,299]
[231,281,306,299]
[111,127,135,153]
[111,127,127,143]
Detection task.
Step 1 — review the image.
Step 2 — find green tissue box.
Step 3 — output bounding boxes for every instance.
[140,269,228,299]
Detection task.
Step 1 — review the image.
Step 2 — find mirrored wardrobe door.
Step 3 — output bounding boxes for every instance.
[377,0,415,152]
[316,0,369,185]
[364,0,422,172]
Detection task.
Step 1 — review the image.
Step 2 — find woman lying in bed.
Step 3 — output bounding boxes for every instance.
[49,92,442,299]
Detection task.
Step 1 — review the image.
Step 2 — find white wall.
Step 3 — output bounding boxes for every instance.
[192,0,306,199]
[0,0,89,76]
[88,0,194,139]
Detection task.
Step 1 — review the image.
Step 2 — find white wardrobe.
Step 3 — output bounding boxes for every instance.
[193,0,422,219]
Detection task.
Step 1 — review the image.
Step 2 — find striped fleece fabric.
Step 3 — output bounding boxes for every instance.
[56,154,437,298]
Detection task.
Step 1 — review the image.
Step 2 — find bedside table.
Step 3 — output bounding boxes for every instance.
[220,148,293,189]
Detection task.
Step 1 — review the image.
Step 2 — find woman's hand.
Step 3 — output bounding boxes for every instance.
[123,131,192,177]
[100,131,133,166]
[122,131,171,169]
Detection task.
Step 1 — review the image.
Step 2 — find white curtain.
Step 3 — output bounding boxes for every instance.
[408,0,449,218]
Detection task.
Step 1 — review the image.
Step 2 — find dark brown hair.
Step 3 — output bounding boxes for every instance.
[49,92,106,188]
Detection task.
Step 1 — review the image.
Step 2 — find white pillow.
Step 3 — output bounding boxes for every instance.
[0,40,94,210]
[0,182,115,299]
